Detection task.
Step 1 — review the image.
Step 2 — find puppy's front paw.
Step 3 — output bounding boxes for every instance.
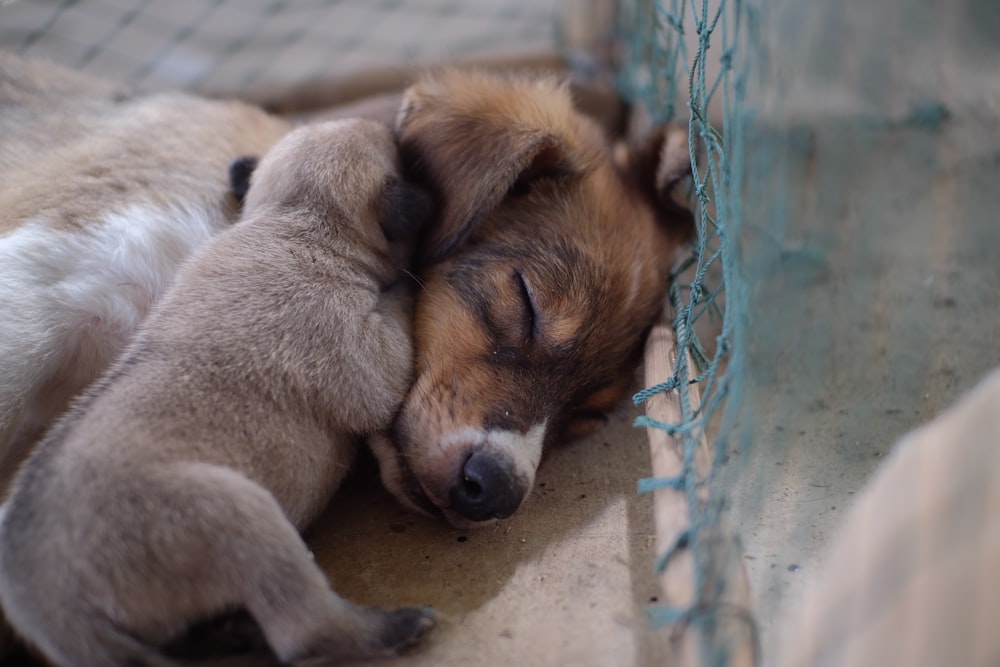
[289,604,436,666]
[228,155,259,206]
[377,606,436,654]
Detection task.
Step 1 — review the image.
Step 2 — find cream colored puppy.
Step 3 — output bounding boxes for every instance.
[0,119,435,666]
[0,53,291,478]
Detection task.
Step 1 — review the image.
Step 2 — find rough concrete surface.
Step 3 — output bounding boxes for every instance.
[308,398,674,667]
[732,69,1000,665]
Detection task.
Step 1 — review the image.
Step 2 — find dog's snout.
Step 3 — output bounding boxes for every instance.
[449,452,525,521]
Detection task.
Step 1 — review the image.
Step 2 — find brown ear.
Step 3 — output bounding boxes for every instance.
[632,124,696,241]
[396,71,599,266]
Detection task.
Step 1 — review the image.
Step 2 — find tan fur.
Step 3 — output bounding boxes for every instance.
[0,53,290,473]
[0,52,288,235]
[371,70,694,526]
[0,120,434,667]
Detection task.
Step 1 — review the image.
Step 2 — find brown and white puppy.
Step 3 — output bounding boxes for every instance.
[1,55,690,533]
[0,53,290,475]
[370,70,693,527]
[0,119,435,667]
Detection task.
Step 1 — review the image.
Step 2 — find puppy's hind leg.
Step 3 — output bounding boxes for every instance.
[170,465,436,665]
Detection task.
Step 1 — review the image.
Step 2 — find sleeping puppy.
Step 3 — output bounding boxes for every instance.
[0,52,291,480]
[0,119,435,666]
[370,70,694,527]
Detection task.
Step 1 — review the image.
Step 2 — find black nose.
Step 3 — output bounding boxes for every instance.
[449,452,525,522]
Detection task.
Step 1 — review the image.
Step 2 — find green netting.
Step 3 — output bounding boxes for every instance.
[620,0,1000,663]
[617,0,750,661]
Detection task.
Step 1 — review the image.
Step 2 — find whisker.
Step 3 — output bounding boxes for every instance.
[402,268,426,290]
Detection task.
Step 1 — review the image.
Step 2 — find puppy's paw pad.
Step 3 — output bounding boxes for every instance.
[379,606,436,652]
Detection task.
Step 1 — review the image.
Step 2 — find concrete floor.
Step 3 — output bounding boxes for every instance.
[308,398,674,667]
[729,7,1000,653]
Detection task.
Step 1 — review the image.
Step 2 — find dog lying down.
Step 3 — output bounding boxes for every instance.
[0,59,695,658]
[0,56,693,529]
[0,53,291,471]
[0,119,436,666]
[370,70,695,527]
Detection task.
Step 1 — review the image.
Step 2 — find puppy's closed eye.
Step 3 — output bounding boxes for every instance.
[514,269,539,341]
[379,178,435,244]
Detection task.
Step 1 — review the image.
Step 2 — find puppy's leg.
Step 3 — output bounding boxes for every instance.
[0,333,54,473]
[172,466,434,664]
[327,281,416,434]
[1,464,433,666]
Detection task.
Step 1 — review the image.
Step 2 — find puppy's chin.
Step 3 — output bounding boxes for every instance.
[367,432,435,515]
[366,432,498,530]
[441,512,498,530]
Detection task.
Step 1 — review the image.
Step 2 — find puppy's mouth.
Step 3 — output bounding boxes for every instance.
[398,457,500,529]
[367,432,511,528]
[400,466,445,520]
[367,431,445,520]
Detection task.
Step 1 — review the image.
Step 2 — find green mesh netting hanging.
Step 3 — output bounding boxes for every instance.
[619,0,1000,664]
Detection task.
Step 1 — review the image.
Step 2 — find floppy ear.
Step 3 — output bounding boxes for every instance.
[396,72,599,266]
[631,124,696,241]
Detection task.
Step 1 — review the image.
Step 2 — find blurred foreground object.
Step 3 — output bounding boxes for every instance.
[777,368,1000,667]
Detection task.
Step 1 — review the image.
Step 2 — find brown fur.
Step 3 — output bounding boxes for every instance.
[0,120,435,667]
[370,70,693,526]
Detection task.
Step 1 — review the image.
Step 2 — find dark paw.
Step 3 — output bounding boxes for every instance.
[378,606,436,653]
[228,155,259,206]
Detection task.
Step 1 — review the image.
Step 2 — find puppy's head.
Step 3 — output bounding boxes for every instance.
[233,118,432,264]
[369,71,694,527]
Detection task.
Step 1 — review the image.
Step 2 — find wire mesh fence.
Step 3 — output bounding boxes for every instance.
[622,0,1000,663]
[617,0,751,663]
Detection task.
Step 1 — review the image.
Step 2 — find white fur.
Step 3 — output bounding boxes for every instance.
[486,422,546,485]
[436,423,546,482]
[0,203,226,453]
[369,421,547,525]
